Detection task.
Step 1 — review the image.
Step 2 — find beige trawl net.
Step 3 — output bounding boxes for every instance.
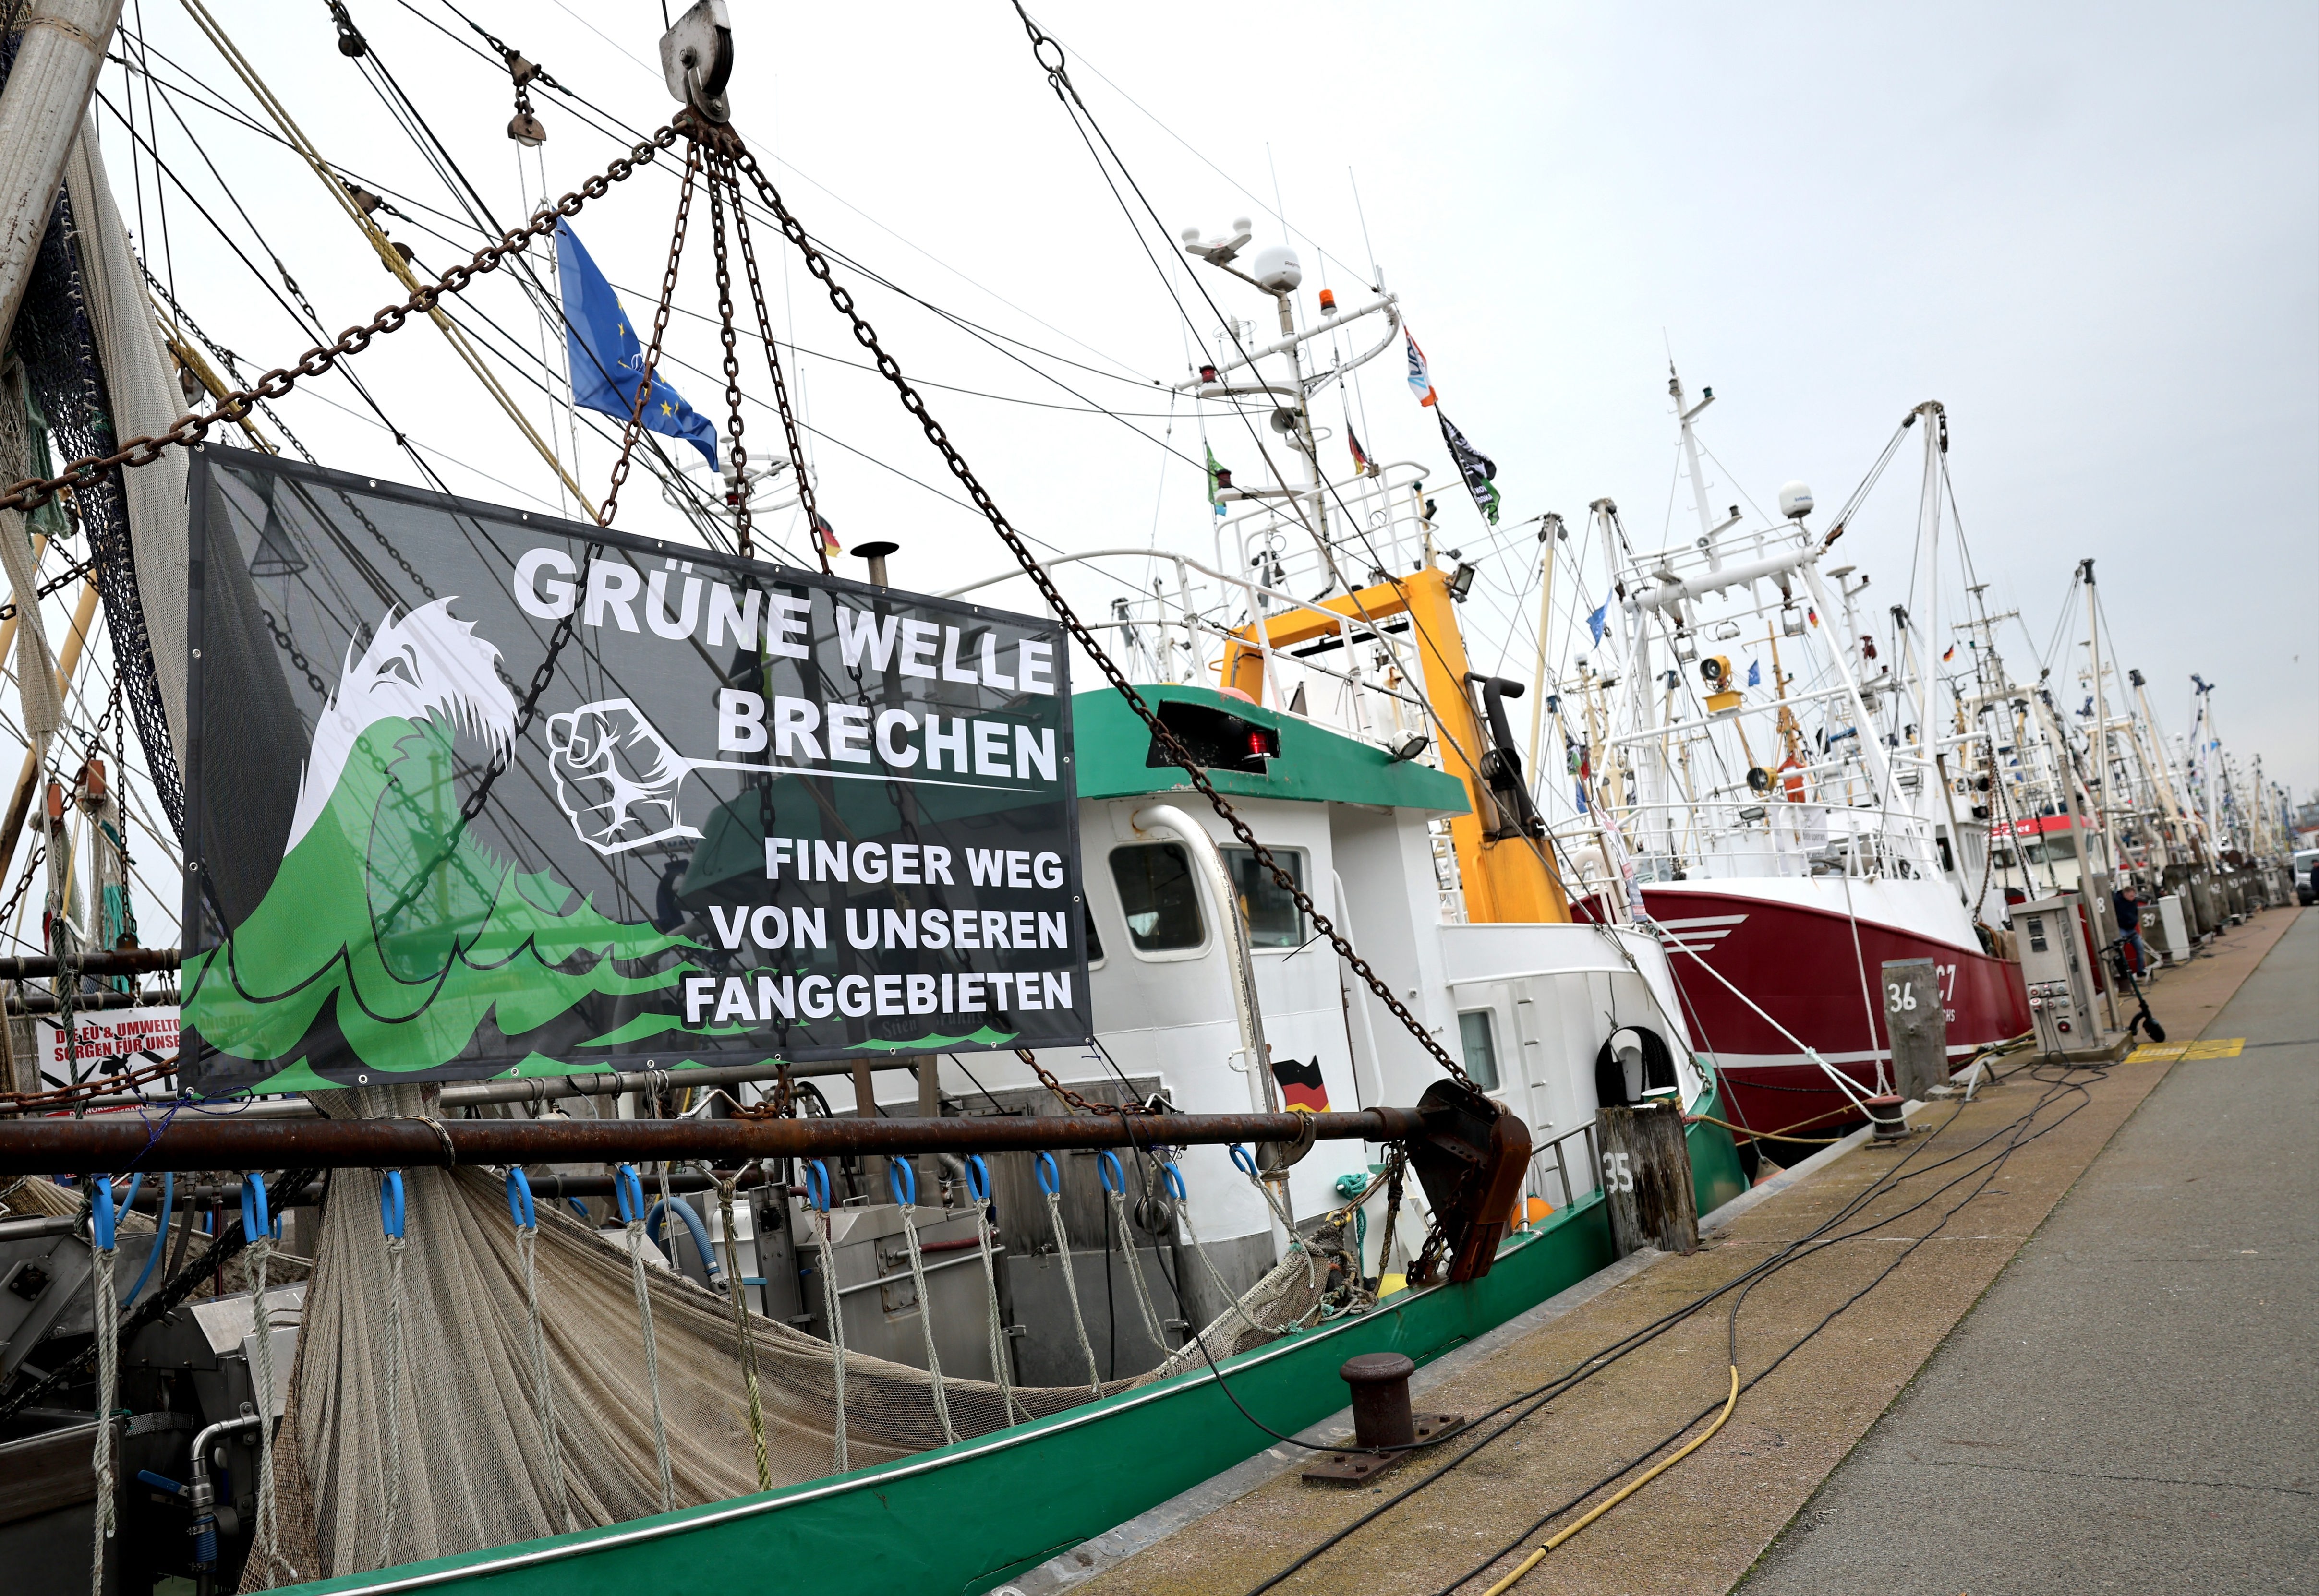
[250,1089,1347,1586]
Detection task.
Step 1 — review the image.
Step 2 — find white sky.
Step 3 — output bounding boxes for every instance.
[86,0,2319,844]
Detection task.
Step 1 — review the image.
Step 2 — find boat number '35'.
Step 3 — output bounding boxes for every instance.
[1601,1151,1637,1193]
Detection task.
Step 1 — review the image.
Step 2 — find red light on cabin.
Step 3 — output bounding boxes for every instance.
[1199,364,1219,383]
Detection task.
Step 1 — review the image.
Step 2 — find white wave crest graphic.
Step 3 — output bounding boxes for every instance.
[284,599,519,852]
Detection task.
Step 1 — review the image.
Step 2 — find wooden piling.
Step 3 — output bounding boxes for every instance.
[1594,1099,1697,1258]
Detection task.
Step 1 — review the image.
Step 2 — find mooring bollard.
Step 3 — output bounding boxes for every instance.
[1867,1094,1909,1143]
[1300,1353,1467,1484]
[1341,1353,1418,1448]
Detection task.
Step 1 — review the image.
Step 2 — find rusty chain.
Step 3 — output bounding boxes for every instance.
[708,145,831,575]
[598,138,700,528]
[0,127,679,519]
[721,142,1474,1093]
[703,162,754,558]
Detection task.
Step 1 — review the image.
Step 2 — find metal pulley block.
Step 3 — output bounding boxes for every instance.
[660,0,735,125]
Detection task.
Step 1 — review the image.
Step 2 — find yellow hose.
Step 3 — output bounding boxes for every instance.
[1477,1364,1741,1596]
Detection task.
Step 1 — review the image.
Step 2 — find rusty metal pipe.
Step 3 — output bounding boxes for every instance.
[0,1107,1422,1175]
[0,948,181,980]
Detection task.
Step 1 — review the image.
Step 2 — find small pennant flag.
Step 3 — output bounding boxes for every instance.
[1746,659,1761,687]
[1271,1057,1330,1114]
[1206,443,1231,516]
[1437,410,1501,525]
[1807,607,1820,627]
[1942,643,1957,662]
[812,512,842,555]
[1405,330,1437,407]
[1587,596,1610,645]
[1347,427,1373,476]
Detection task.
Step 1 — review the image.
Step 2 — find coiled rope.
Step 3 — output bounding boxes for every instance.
[1099,1151,1169,1354]
[888,1160,958,1445]
[88,1177,121,1596]
[961,1156,1024,1426]
[375,1171,408,1568]
[615,1164,676,1513]
[1037,1152,1104,1399]
[804,1160,848,1473]
[713,1174,772,1490]
[504,1171,569,1530]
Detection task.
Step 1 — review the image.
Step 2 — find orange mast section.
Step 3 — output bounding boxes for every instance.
[1220,568,1569,924]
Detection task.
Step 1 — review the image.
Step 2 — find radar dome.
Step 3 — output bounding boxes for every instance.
[1251,244,1302,294]
[1778,480,1814,520]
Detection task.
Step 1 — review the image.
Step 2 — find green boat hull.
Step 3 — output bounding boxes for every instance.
[294,1109,1747,1596]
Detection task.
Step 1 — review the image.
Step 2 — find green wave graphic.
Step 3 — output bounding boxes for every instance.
[185,715,696,1086]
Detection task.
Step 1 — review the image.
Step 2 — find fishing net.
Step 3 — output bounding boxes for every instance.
[246,1087,1349,1586]
[0,96,189,840]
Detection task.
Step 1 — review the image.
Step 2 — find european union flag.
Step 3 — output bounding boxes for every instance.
[555,219,718,470]
[1587,595,1610,645]
[1746,659,1761,687]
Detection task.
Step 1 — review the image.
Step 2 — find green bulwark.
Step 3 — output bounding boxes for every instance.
[1072,684,1470,813]
[290,1107,1746,1596]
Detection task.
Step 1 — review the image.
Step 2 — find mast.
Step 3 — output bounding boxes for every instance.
[0,0,121,341]
[1910,402,1945,784]
[2081,559,2121,884]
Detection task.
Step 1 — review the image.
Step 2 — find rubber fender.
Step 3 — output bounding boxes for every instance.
[1593,1024,1677,1107]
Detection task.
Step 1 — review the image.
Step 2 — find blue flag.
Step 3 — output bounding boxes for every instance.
[1746,659,1761,687]
[555,219,718,470]
[1587,597,1609,645]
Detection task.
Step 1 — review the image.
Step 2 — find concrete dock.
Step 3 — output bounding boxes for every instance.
[1020,906,2311,1596]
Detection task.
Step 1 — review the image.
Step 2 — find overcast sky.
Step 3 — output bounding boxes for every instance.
[100,0,2318,800]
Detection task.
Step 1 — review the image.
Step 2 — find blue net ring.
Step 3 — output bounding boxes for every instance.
[963,1154,991,1204]
[1229,1144,1260,1179]
[505,1167,536,1230]
[91,1174,117,1251]
[240,1175,275,1241]
[613,1164,645,1225]
[887,1157,917,1207]
[1034,1150,1061,1196]
[1097,1149,1125,1194]
[378,1170,406,1240]
[1159,1160,1187,1201]
[803,1159,833,1213]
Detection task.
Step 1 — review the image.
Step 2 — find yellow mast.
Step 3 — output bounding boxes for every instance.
[1220,568,1569,924]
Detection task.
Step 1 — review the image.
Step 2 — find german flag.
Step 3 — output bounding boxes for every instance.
[1272,1057,1329,1114]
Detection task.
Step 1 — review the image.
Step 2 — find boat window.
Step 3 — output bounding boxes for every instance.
[1108,844,1206,953]
[1221,846,1307,948]
[1457,1009,1502,1091]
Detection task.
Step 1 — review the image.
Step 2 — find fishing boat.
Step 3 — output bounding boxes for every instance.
[1545,376,2029,1146]
[0,7,1748,1595]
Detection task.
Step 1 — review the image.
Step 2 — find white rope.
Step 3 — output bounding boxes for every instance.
[242,1236,296,1585]
[813,1207,848,1473]
[88,1243,117,1596]
[713,1177,772,1491]
[895,1203,957,1445]
[1107,1189,1169,1354]
[1044,1190,1104,1401]
[624,1217,676,1513]
[972,1207,1024,1426]
[376,1232,408,1568]
[1172,1198,1269,1340]
[514,1224,570,1530]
